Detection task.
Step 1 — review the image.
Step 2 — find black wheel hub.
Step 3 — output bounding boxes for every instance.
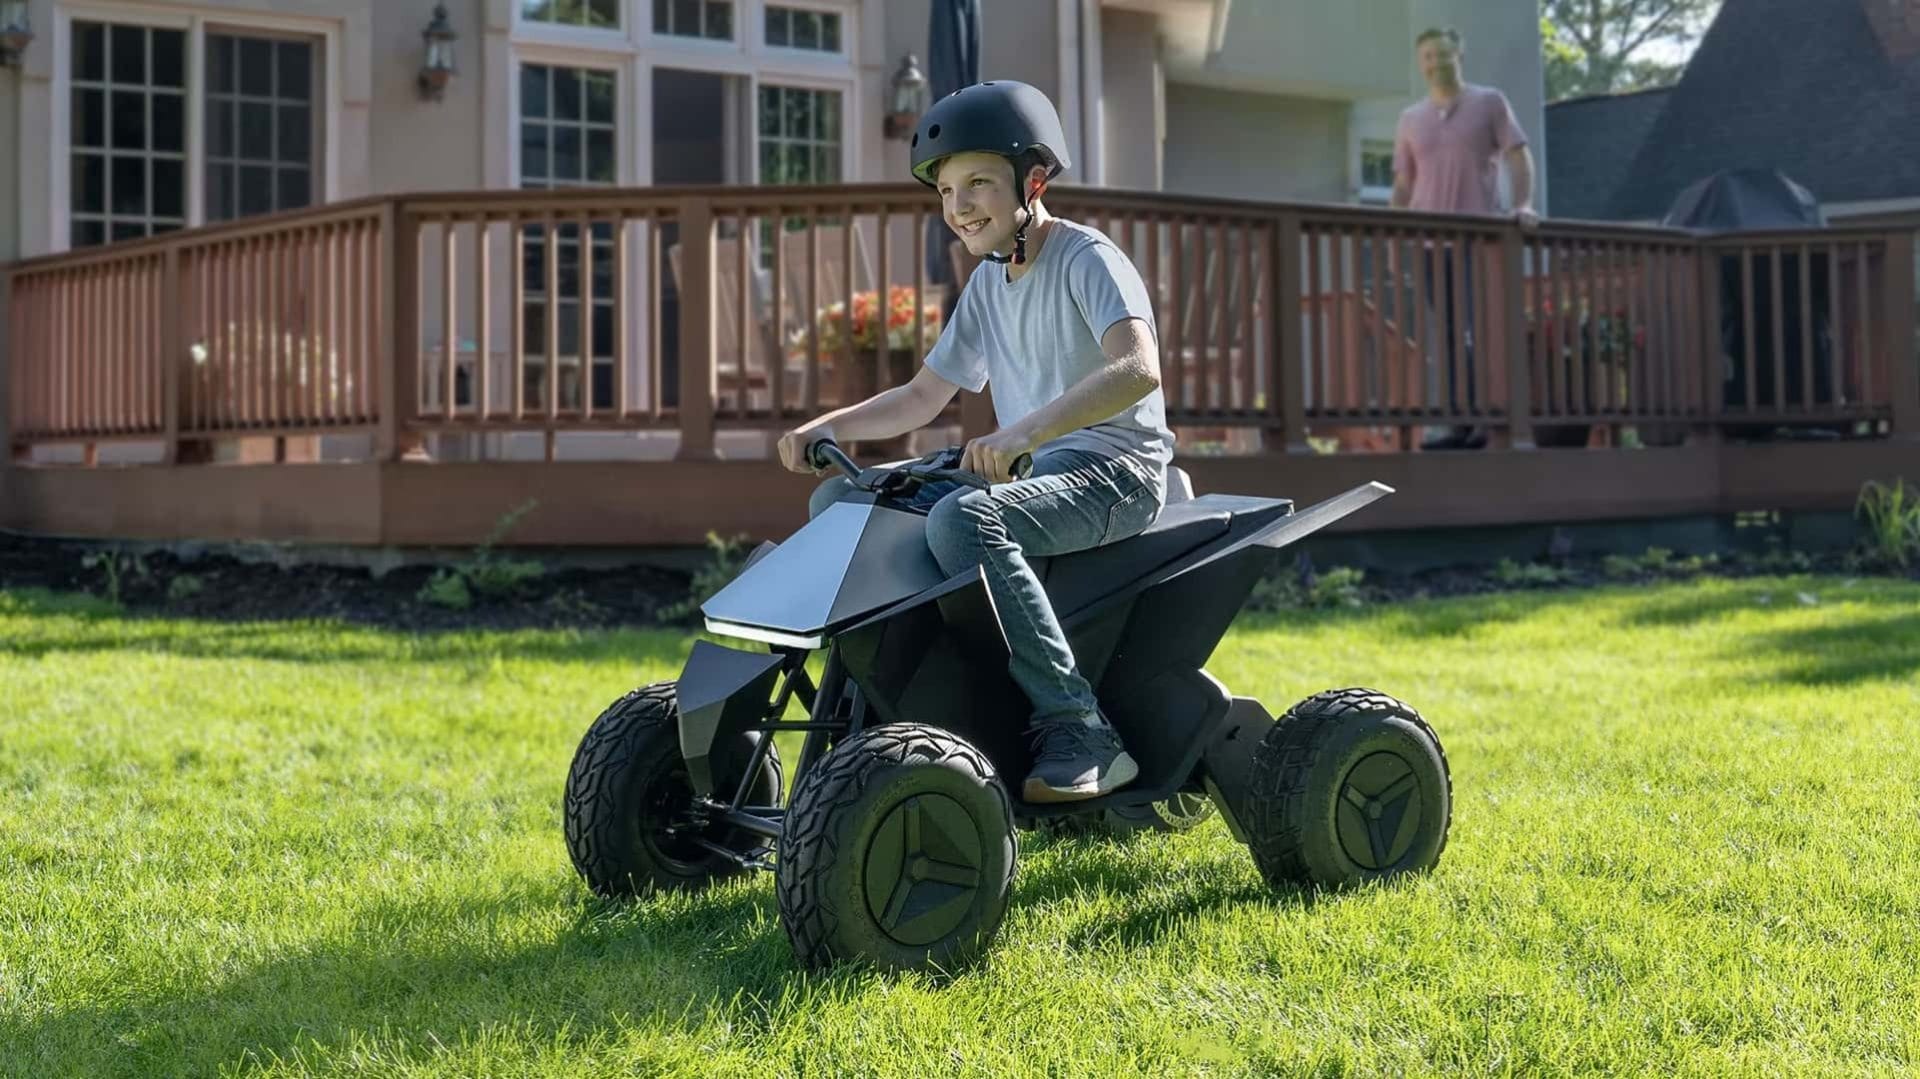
[862,794,984,947]
[1334,752,1423,870]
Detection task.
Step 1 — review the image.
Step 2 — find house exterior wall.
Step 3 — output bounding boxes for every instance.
[1162,83,1348,203]
[1098,7,1161,192]
[0,0,1555,264]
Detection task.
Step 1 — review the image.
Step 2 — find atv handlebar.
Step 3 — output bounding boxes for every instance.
[806,438,1032,490]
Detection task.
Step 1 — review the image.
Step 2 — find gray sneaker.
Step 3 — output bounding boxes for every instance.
[1022,721,1140,803]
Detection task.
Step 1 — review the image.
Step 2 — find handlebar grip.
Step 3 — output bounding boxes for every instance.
[807,438,862,480]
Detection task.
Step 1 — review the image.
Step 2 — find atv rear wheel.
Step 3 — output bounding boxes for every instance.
[1040,792,1216,839]
[776,723,1015,973]
[1244,688,1450,891]
[564,682,783,897]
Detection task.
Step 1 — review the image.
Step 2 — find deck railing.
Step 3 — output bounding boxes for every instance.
[8,185,1918,464]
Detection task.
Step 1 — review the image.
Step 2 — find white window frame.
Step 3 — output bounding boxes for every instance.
[512,0,625,39]
[1357,138,1395,206]
[509,45,634,189]
[505,0,859,188]
[50,2,343,253]
[760,0,849,59]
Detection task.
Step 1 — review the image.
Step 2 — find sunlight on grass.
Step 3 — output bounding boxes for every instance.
[3,578,1919,1076]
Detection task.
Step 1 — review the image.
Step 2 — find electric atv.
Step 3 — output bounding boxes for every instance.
[563,440,1451,972]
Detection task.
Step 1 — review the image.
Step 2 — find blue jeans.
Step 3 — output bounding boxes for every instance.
[809,449,1162,729]
[1423,242,1478,414]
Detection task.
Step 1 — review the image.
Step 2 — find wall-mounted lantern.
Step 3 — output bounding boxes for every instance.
[418,3,456,101]
[0,1,34,68]
[883,53,929,140]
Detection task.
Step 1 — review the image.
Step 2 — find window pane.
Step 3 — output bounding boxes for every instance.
[74,154,105,213]
[782,89,806,140]
[654,0,670,32]
[813,145,834,184]
[240,165,274,216]
[207,164,231,220]
[766,7,789,45]
[74,89,105,148]
[587,128,615,183]
[758,88,780,136]
[593,306,615,361]
[707,1,733,39]
[816,92,838,141]
[555,126,582,182]
[822,13,840,51]
[153,30,185,88]
[153,158,183,217]
[75,23,106,83]
[153,93,184,153]
[207,100,233,157]
[671,0,699,35]
[553,67,581,121]
[557,301,580,356]
[239,38,273,97]
[278,168,311,210]
[278,42,312,100]
[73,218,106,248]
[206,36,233,94]
[521,65,548,119]
[522,0,554,20]
[110,90,146,151]
[279,105,311,163]
[111,155,147,215]
[240,102,273,160]
[794,11,819,50]
[523,299,547,354]
[589,0,619,28]
[521,123,550,180]
[585,72,614,125]
[523,232,547,296]
[112,222,147,244]
[111,25,146,85]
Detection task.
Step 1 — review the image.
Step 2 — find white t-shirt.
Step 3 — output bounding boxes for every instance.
[925,218,1175,484]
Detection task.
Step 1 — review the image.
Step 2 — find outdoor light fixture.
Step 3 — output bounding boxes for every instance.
[883,53,929,140]
[417,2,455,101]
[0,1,33,68]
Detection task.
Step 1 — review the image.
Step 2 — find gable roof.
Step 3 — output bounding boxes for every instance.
[1607,0,1920,219]
[1544,86,1673,220]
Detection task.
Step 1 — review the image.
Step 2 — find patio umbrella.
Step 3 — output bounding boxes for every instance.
[924,0,982,288]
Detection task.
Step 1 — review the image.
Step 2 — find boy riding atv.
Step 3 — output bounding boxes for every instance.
[777,80,1168,806]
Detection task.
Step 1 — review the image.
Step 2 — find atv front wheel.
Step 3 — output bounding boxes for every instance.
[564,682,783,897]
[1244,688,1451,891]
[776,723,1015,973]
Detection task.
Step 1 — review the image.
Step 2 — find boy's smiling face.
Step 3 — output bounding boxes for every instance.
[935,151,1042,257]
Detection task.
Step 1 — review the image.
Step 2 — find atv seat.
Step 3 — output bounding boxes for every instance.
[1034,493,1292,615]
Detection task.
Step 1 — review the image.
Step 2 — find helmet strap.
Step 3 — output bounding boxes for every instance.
[985,173,1051,267]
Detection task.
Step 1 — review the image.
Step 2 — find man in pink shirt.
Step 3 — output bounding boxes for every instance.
[1391,26,1537,448]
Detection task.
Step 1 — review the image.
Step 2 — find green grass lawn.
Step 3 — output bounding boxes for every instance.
[4,576,1920,1077]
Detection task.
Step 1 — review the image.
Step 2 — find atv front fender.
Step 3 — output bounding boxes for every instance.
[676,641,785,797]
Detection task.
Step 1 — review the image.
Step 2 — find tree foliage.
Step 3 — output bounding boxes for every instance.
[1542,0,1721,101]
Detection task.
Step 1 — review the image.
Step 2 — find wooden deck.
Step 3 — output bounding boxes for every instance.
[3,185,1917,547]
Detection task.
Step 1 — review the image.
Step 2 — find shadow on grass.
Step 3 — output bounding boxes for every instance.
[8,881,809,1075]
[11,830,1340,1074]
[0,588,693,668]
[1749,609,1920,686]
[1011,830,1334,951]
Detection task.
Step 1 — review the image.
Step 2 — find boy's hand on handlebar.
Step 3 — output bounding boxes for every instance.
[960,428,1034,484]
[777,427,831,475]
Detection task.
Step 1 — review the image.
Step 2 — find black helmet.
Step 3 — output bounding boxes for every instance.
[909,80,1071,189]
[909,80,1069,265]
